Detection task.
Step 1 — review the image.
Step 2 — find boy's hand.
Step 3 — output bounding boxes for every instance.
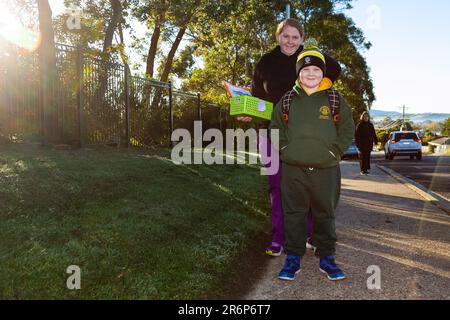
[236,116,253,122]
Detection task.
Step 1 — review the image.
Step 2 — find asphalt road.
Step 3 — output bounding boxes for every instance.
[356,152,450,200]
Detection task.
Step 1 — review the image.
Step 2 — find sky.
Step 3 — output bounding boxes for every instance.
[1,0,449,114]
[346,0,450,114]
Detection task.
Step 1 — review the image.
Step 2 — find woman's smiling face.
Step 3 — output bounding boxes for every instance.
[277,25,302,56]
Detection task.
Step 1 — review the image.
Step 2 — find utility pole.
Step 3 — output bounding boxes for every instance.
[399,105,411,131]
[402,105,406,125]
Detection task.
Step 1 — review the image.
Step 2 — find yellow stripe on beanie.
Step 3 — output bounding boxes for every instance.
[297,50,325,64]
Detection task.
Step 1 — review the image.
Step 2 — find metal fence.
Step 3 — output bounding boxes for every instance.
[0,43,234,147]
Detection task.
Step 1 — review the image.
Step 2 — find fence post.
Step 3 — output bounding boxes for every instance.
[197,93,201,121]
[124,67,130,147]
[76,46,85,148]
[168,81,173,148]
[39,58,46,146]
[218,107,222,133]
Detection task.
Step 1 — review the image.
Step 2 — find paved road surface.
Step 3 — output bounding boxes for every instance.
[371,152,450,200]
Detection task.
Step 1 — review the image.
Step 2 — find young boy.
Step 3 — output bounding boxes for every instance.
[270,40,355,281]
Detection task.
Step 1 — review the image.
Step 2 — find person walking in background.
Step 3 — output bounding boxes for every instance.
[355,111,378,175]
[238,18,342,257]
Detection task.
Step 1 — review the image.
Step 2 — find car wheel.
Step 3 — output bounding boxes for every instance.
[389,153,394,160]
[384,151,388,159]
[417,152,422,160]
[410,155,414,160]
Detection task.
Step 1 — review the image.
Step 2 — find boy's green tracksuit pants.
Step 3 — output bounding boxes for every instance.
[281,162,341,257]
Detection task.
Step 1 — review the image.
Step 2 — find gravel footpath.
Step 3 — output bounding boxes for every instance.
[244,162,450,300]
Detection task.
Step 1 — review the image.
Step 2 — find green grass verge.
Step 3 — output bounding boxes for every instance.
[0,144,270,299]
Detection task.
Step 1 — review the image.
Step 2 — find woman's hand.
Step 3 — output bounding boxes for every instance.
[236,116,253,122]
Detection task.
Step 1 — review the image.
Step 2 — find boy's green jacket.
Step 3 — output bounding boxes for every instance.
[270,78,355,168]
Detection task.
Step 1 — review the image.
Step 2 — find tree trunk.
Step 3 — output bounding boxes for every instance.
[149,26,187,114]
[97,0,123,106]
[37,0,58,144]
[145,11,165,79]
[159,27,186,83]
[104,0,123,55]
[146,2,197,145]
[118,25,131,75]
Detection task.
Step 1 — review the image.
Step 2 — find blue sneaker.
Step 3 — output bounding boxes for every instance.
[319,256,346,281]
[278,255,301,281]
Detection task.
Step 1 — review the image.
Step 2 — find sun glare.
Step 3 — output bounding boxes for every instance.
[0,4,41,53]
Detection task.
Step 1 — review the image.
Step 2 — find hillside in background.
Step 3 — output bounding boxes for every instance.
[370,109,450,123]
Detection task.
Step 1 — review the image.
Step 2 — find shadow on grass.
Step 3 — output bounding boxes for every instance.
[0,144,272,299]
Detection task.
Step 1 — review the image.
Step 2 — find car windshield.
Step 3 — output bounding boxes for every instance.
[395,132,417,140]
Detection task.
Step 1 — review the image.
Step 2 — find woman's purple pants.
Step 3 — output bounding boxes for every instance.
[260,133,313,246]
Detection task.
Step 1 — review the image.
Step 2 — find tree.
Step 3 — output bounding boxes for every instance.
[442,117,450,136]
[424,121,444,135]
[37,0,58,144]
[292,0,375,123]
[183,0,285,105]
[97,0,126,103]
[184,0,375,121]
[130,0,203,82]
[375,129,389,148]
[130,0,169,78]
[422,131,436,145]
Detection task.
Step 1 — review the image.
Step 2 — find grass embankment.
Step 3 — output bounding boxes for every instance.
[0,144,270,299]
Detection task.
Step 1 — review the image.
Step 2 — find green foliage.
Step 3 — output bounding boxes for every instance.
[375,129,389,147]
[172,44,197,79]
[182,0,284,105]
[303,37,319,49]
[422,131,436,145]
[293,0,375,121]
[56,0,111,51]
[7,0,376,135]
[428,144,436,153]
[442,117,450,136]
[183,0,375,115]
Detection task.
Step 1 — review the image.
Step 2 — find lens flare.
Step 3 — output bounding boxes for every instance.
[1,26,41,53]
[0,6,41,53]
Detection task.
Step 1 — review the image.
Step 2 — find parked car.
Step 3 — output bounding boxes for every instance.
[342,140,359,159]
[384,131,422,160]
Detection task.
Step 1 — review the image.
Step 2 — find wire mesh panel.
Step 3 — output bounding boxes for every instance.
[201,104,230,133]
[129,77,171,147]
[54,44,79,143]
[82,54,126,146]
[172,90,199,135]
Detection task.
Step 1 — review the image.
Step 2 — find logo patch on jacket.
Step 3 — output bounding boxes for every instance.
[319,106,331,120]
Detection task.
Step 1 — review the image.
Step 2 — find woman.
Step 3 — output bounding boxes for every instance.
[238,18,342,256]
[355,111,378,175]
